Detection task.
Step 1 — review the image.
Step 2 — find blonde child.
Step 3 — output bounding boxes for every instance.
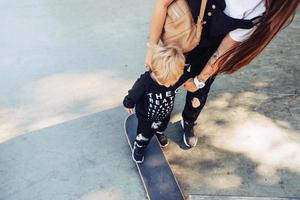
[123,44,186,163]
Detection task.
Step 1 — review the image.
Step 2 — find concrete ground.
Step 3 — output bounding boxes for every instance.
[0,0,299,200]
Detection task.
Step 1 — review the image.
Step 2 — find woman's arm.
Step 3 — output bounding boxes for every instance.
[198,34,239,81]
[184,33,240,92]
[145,0,174,67]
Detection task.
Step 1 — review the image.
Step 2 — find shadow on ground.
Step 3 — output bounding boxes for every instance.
[161,12,300,198]
[0,1,299,199]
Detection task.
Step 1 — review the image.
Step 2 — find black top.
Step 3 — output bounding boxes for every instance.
[188,0,225,22]
[123,71,183,122]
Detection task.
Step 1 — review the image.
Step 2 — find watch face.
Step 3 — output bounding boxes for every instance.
[198,82,205,88]
[194,77,205,89]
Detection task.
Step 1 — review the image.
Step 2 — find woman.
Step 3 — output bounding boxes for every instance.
[145,0,299,148]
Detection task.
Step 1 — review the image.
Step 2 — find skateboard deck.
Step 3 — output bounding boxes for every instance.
[124,113,185,200]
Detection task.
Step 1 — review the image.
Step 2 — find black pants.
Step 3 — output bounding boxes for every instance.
[182,76,216,122]
[137,115,171,140]
[182,45,218,123]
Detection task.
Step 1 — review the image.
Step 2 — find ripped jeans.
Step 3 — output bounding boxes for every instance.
[182,76,216,123]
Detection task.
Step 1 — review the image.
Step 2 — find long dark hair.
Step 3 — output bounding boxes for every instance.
[218,0,300,74]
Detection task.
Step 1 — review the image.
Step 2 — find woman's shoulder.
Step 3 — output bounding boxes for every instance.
[224,0,266,19]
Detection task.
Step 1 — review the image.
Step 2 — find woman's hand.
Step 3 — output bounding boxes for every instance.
[183,78,198,92]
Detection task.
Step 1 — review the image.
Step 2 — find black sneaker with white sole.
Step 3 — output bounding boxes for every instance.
[181,119,198,148]
[132,142,146,163]
[155,131,169,147]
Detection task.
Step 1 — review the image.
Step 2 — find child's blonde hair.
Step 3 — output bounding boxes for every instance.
[151,44,185,85]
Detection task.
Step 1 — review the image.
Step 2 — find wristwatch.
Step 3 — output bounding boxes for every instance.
[193,77,205,89]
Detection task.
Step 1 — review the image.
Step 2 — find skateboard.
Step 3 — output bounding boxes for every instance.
[124,113,185,200]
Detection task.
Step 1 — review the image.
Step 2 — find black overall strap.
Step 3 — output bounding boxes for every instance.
[209,8,263,37]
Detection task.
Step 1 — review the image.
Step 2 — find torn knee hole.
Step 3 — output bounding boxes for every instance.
[192,97,201,108]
